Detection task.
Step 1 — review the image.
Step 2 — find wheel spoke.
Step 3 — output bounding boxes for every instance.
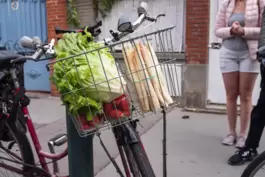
[0,162,23,175]
[0,144,22,161]
[0,122,35,177]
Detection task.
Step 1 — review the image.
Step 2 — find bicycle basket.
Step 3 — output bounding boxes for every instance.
[47,26,182,137]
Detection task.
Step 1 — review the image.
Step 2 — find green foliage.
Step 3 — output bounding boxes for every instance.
[67,0,118,27]
[67,0,80,27]
[93,0,118,18]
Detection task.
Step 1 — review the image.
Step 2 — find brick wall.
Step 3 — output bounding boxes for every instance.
[185,0,210,64]
[46,0,68,96]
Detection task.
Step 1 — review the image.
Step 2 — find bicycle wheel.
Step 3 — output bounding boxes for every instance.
[123,145,141,177]
[0,119,36,177]
[129,142,156,177]
[241,151,265,177]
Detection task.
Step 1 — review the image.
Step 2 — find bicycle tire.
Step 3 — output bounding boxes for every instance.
[1,120,35,176]
[241,151,265,177]
[130,142,156,177]
[123,145,141,177]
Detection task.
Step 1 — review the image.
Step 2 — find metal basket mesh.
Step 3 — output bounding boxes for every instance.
[48,26,182,137]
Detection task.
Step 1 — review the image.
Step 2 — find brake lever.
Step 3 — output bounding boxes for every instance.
[145,14,165,22]
[55,27,77,34]
[10,56,34,64]
[86,21,102,32]
[145,16,156,22]
[156,14,166,19]
[44,39,55,57]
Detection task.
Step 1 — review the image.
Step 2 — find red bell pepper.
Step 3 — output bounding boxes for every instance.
[103,94,131,120]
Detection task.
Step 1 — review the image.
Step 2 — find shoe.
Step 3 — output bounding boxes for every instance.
[236,136,246,148]
[228,147,258,166]
[222,134,236,146]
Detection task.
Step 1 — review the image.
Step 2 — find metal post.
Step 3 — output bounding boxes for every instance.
[66,111,94,177]
[162,109,167,177]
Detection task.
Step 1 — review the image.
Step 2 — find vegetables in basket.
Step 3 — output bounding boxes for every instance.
[52,29,127,121]
[103,94,131,119]
[139,42,173,106]
[122,46,150,112]
[122,42,173,112]
[122,44,160,112]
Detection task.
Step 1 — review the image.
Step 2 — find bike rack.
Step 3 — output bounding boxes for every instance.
[66,110,94,177]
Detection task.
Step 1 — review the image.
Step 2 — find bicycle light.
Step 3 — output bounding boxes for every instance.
[117,17,132,32]
[45,38,56,57]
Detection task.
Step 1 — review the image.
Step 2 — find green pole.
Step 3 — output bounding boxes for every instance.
[66,111,94,177]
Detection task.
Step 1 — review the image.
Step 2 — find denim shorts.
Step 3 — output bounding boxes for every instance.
[219,47,260,73]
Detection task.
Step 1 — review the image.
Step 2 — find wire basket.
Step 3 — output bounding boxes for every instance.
[47,26,182,137]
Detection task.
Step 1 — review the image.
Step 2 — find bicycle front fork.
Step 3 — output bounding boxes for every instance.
[114,119,140,146]
[97,119,141,177]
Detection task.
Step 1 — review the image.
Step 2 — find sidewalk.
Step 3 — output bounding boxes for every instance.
[96,108,265,177]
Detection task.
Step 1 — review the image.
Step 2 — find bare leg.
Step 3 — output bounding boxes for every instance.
[239,72,258,137]
[222,72,239,135]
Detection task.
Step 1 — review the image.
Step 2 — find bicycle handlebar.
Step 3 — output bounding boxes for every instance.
[105,3,166,44]
[55,21,102,37]
[11,2,165,63]
[10,38,56,63]
[102,13,165,45]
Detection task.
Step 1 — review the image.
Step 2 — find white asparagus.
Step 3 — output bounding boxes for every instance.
[135,43,160,111]
[122,45,149,112]
[132,46,150,111]
[138,42,168,107]
[146,42,173,105]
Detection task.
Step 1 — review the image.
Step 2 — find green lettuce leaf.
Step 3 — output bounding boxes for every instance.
[52,29,125,121]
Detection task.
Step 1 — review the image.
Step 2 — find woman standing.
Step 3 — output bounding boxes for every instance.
[215,0,264,148]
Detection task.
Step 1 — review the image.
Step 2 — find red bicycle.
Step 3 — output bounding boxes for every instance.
[0,2,178,177]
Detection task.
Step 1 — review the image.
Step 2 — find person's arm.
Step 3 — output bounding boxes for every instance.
[214,0,234,39]
[243,0,265,40]
[242,27,260,40]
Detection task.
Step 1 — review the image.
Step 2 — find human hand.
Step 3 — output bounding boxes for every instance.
[236,26,245,36]
[231,21,244,36]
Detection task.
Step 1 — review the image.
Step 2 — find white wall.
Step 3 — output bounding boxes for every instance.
[76,0,96,26]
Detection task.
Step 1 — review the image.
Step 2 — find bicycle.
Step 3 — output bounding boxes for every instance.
[0,2,179,177]
[241,150,265,177]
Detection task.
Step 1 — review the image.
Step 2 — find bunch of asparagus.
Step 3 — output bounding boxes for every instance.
[122,42,173,112]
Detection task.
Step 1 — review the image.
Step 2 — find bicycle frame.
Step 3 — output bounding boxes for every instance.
[23,105,68,177]
[0,68,69,177]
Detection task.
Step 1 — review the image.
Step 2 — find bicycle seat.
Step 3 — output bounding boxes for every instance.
[0,51,22,68]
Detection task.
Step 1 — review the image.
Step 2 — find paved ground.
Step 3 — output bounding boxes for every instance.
[96,108,265,177]
[2,96,265,177]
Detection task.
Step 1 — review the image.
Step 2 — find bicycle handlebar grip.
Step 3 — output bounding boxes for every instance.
[32,48,44,60]
[20,36,41,49]
[158,14,166,18]
[138,2,148,16]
